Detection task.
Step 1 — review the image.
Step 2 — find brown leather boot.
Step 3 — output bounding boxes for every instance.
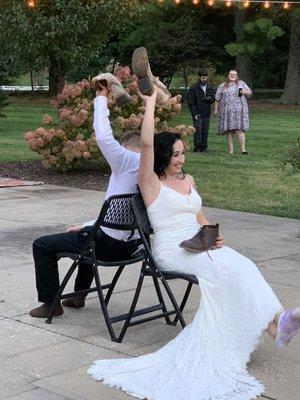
[179,224,220,253]
[132,47,171,106]
[29,303,63,318]
[62,296,85,308]
[92,73,132,107]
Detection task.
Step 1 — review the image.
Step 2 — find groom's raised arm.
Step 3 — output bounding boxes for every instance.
[93,95,132,175]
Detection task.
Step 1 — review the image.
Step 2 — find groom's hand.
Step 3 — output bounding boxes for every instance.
[95,80,109,97]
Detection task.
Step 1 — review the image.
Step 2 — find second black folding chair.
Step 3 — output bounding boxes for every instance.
[45,193,188,342]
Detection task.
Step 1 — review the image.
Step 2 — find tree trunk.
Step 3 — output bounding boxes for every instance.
[280,9,300,105]
[234,7,253,88]
[49,58,65,96]
[182,66,189,102]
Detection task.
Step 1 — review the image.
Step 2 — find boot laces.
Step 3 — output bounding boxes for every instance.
[196,227,213,261]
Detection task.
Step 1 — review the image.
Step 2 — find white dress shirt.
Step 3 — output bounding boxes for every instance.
[83,96,140,241]
[200,84,207,95]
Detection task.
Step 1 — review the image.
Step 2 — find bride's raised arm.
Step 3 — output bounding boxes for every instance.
[138,88,161,207]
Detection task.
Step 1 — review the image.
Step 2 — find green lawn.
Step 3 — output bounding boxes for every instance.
[1,98,299,219]
[0,97,57,162]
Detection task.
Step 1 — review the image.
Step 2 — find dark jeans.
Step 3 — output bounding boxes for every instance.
[32,228,139,305]
[193,117,210,151]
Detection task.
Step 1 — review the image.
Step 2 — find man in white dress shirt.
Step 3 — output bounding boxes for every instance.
[29,81,140,318]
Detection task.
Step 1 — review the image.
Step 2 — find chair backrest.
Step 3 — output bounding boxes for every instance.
[94,193,138,233]
[131,194,162,274]
[130,193,153,235]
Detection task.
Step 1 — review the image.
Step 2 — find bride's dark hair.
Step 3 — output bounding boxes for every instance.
[154,132,185,178]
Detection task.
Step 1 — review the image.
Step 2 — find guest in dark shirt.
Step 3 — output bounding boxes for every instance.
[187,68,215,152]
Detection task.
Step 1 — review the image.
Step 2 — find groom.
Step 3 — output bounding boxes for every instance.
[29,77,141,318]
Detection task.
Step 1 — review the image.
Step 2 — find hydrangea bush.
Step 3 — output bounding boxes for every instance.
[24,66,195,171]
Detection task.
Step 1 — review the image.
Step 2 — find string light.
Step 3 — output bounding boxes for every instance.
[161,0,295,9]
[27,0,35,7]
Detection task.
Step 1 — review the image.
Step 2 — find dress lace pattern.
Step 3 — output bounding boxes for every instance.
[88,184,282,400]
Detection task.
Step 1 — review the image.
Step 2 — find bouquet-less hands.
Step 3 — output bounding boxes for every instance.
[67,225,83,232]
[213,234,224,249]
[95,81,109,97]
[138,85,158,104]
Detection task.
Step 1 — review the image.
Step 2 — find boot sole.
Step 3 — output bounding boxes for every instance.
[115,93,131,107]
[132,47,154,96]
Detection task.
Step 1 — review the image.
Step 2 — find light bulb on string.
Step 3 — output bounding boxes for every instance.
[263,1,270,8]
[174,0,181,4]
[207,0,214,5]
[243,0,250,8]
[27,0,35,7]
[225,0,232,7]
[283,2,290,9]
[192,0,200,5]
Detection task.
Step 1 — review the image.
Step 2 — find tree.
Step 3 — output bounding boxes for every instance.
[280,8,300,104]
[226,17,284,88]
[234,7,252,86]
[102,2,233,87]
[0,0,138,95]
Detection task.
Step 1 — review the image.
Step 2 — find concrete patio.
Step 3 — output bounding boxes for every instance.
[0,184,299,400]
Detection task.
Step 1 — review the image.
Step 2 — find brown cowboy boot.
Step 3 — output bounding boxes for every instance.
[179,224,220,253]
[132,47,171,107]
[92,73,132,107]
[29,303,63,318]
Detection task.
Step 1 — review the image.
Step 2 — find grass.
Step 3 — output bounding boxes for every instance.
[0,96,57,162]
[0,96,299,219]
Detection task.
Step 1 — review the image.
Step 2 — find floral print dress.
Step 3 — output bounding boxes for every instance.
[215,81,252,135]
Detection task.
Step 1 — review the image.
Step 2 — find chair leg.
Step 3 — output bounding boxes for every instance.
[93,263,118,342]
[152,276,172,325]
[104,266,124,306]
[117,264,146,343]
[46,259,79,324]
[160,276,186,329]
[172,282,193,326]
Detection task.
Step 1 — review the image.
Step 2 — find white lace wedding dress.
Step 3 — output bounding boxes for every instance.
[88,183,282,400]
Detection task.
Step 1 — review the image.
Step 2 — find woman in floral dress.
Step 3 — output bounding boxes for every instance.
[214,70,252,154]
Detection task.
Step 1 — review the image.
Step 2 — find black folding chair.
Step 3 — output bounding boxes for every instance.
[130,193,199,327]
[45,193,184,342]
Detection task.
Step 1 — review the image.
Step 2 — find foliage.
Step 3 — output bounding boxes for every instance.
[225,18,284,57]
[24,67,195,171]
[0,0,139,93]
[94,2,233,86]
[277,138,300,174]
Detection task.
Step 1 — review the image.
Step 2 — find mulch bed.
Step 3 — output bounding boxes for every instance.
[0,160,109,191]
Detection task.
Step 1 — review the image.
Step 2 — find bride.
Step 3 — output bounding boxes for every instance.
[88,87,300,400]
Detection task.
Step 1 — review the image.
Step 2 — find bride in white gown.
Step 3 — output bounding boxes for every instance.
[88,88,300,400]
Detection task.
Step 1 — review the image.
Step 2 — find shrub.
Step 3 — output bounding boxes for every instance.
[278,138,300,175]
[24,66,195,171]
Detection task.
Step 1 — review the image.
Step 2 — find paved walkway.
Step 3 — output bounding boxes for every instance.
[0,185,299,400]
